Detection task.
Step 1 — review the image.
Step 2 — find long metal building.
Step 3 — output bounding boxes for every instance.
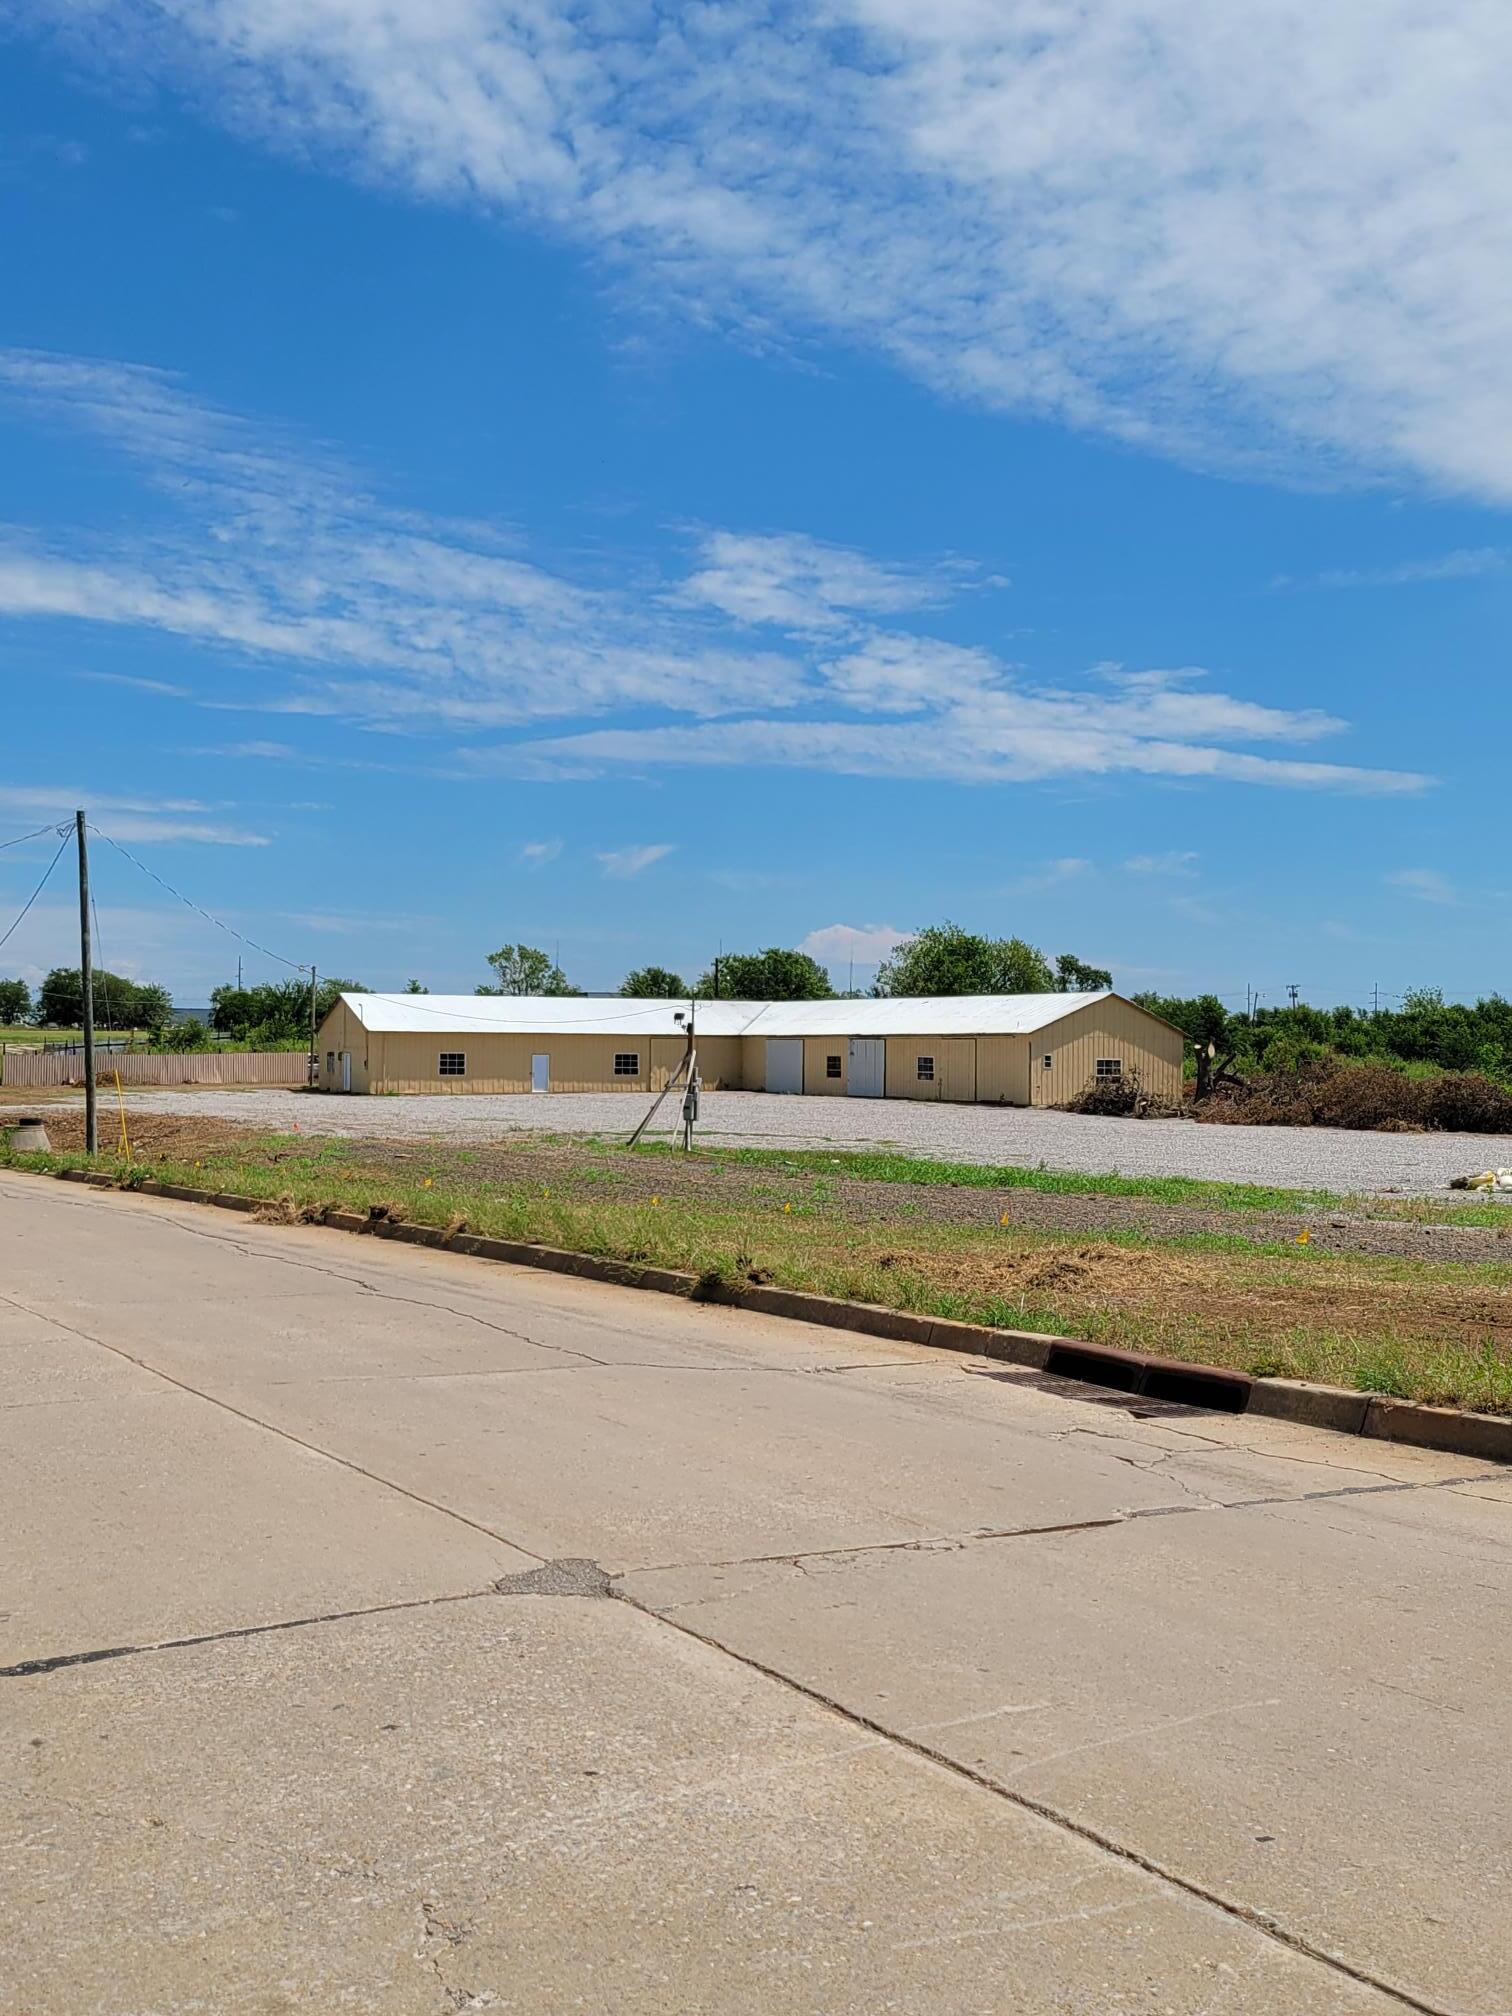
[314,991,1184,1106]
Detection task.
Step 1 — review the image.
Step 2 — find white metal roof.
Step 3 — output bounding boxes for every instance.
[338,991,1120,1039]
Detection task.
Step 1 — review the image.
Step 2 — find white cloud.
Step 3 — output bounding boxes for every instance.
[0,784,268,846]
[677,531,950,633]
[518,838,563,868]
[1384,867,1462,906]
[25,2,1512,500]
[597,843,675,879]
[1124,850,1200,876]
[800,922,910,968]
[0,352,1428,797]
[479,704,1429,795]
[1288,550,1512,590]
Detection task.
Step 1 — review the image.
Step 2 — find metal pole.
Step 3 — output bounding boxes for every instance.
[76,809,98,1155]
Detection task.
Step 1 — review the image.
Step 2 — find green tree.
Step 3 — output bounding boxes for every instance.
[210,976,366,1043]
[874,924,1055,997]
[1054,953,1113,992]
[620,965,689,998]
[404,978,430,994]
[38,967,174,1034]
[0,977,32,1025]
[695,948,833,1000]
[477,944,579,996]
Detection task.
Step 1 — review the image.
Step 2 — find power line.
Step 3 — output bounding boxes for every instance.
[0,828,72,952]
[0,820,70,854]
[88,822,310,975]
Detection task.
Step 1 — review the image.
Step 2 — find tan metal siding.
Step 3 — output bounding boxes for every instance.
[315,998,370,1094]
[373,1032,647,1094]
[885,1036,976,1102]
[1030,998,1184,1108]
[976,1034,1030,1104]
[363,1028,745,1095]
[803,1036,848,1096]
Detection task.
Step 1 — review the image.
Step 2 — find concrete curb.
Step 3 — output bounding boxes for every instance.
[30,1165,1512,1465]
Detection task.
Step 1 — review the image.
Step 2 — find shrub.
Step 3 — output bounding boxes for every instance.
[1422,1071,1512,1134]
[1194,1058,1512,1134]
[1061,1069,1181,1119]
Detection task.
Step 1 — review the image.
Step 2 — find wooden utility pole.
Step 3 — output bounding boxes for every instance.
[308,965,318,1086]
[76,809,97,1156]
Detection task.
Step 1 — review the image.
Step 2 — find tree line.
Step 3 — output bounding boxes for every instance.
[1133,988,1512,1086]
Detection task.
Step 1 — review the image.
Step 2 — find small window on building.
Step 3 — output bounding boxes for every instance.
[917,1055,935,1081]
[825,1054,842,1079]
[614,1052,640,1076]
[1096,1058,1123,1079]
[1043,1054,1053,1069]
[438,1052,466,1077]
[326,1052,334,1074]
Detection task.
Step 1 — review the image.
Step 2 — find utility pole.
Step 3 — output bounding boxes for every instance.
[1372,981,1380,1016]
[76,809,98,1155]
[237,954,242,990]
[681,993,699,1152]
[308,965,318,1086]
[1287,983,1300,1010]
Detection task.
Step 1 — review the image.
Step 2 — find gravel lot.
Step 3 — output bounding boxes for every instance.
[31,1086,1512,1197]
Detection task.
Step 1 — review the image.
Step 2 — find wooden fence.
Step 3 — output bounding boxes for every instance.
[0,1048,310,1090]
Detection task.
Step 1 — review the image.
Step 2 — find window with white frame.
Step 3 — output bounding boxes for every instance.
[438,1052,466,1077]
[614,1052,640,1076]
[1095,1058,1123,1079]
[825,1054,842,1078]
[916,1055,935,1081]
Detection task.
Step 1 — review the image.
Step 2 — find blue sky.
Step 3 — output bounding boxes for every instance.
[1,4,1508,1010]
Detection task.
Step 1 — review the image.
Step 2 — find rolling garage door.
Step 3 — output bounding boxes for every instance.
[848,1038,884,1097]
[765,1038,804,1094]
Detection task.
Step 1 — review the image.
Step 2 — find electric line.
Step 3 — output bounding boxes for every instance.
[0,828,72,953]
[87,823,310,975]
[0,820,69,853]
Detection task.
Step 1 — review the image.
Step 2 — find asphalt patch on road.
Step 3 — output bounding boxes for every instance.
[494,1557,615,1599]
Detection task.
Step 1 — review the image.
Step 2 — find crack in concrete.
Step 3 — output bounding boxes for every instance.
[0,1587,496,1680]
[627,1516,1130,1578]
[0,1291,542,1568]
[616,1587,1457,2016]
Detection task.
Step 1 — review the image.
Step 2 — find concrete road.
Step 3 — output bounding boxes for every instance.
[2,1173,1508,2014]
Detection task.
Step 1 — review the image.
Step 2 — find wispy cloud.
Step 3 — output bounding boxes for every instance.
[0,353,1429,797]
[1124,849,1200,876]
[0,783,269,845]
[1003,857,1091,895]
[597,843,675,879]
[1281,550,1511,590]
[1384,867,1462,907]
[518,838,563,868]
[676,530,955,633]
[24,4,1512,501]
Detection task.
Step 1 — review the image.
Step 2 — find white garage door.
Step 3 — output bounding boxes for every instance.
[848,1038,884,1098]
[765,1038,804,1094]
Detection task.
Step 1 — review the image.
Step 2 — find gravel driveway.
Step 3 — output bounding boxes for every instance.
[35,1086,1512,1196]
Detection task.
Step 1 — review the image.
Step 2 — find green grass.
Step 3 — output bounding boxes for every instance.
[629,1137,1342,1211]
[7,1132,1512,1414]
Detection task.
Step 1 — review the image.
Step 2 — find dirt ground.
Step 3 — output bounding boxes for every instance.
[15,1106,1512,1266]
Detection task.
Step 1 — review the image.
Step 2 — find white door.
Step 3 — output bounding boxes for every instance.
[764,1038,804,1094]
[532,1053,550,1093]
[848,1038,884,1097]
[340,1051,352,1094]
